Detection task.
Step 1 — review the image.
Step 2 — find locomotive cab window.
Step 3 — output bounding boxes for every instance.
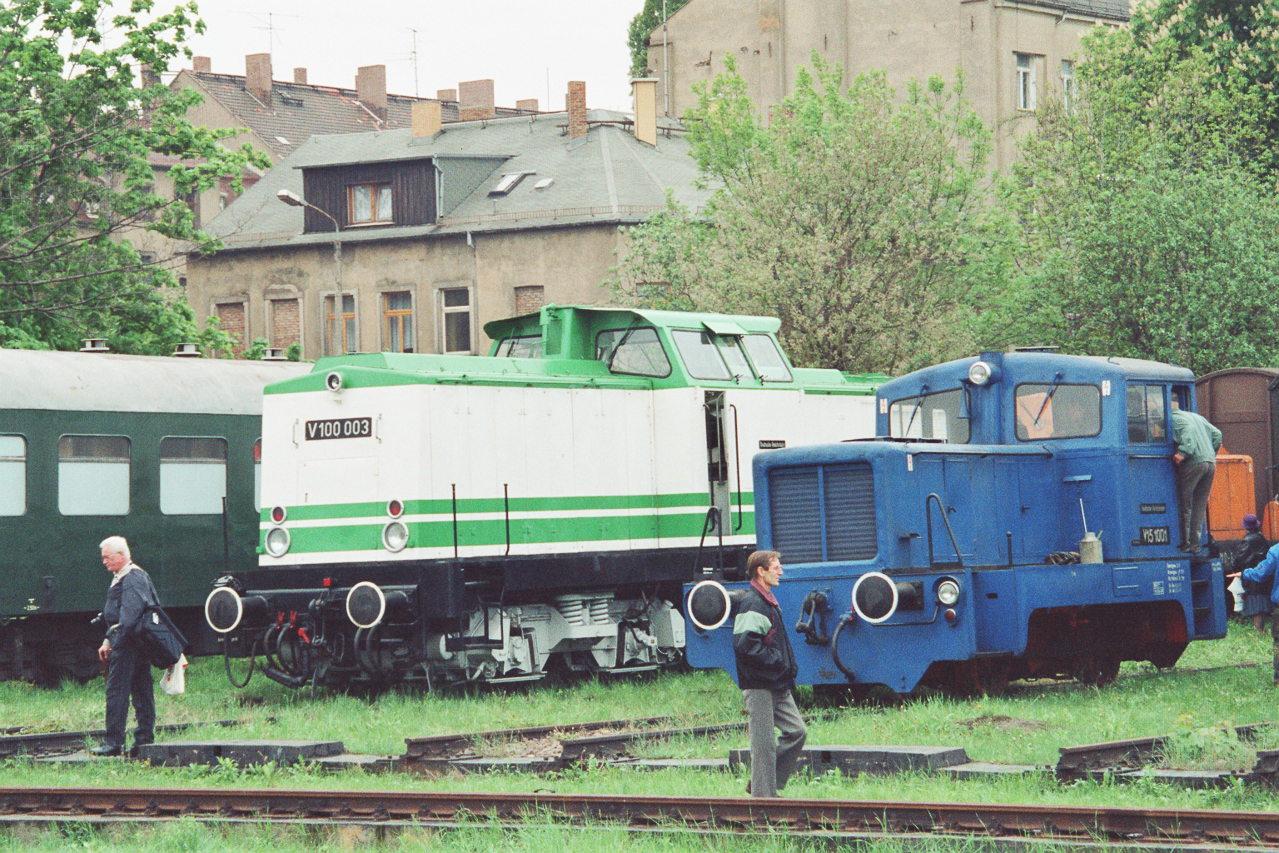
[58,435,130,516]
[888,389,969,443]
[672,329,731,381]
[0,435,25,516]
[742,334,792,382]
[596,327,671,377]
[1127,384,1167,443]
[160,437,228,515]
[1015,383,1101,441]
[494,335,542,358]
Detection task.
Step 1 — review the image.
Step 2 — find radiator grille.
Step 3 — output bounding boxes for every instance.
[768,464,876,563]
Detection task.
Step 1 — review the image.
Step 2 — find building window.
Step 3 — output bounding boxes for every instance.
[383,291,414,353]
[349,183,393,224]
[439,288,471,354]
[0,435,26,516]
[1060,60,1074,111]
[1016,53,1038,111]
[514,285,544,316]
[160,437,227,515]
[326,293,357,355]
[58,435,130,516]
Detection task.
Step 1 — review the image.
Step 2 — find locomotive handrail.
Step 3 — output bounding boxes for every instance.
[925,493,964,569]
[730,403,743,532]
[691,507,724,577]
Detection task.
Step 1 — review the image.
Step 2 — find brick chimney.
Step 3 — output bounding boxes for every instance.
[294,67,307,84]
[140,64,161,89]
[412,100,442,138]
[459,79,495,121]
[356,65,388,120]
[567,80,587,142]
[631,78,658,147]
[193,56,211,73]
[516,98,539,113]
[437,88,457,102]
[246,53,272,104]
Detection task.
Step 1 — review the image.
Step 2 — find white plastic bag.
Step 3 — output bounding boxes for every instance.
[160,654,187,696]
[1229,575,1245,613]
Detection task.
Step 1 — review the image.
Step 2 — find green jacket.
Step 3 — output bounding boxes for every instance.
[1171,408,1222,465]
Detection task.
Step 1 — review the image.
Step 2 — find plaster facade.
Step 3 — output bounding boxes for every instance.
[645,0,1128,170]
[187,225,623,357]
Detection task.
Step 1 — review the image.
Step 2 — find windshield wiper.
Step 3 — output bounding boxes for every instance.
[1034,373,1063,426]
[904,385,929,436]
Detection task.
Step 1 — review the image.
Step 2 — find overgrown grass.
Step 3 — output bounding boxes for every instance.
[1,620,1277,821]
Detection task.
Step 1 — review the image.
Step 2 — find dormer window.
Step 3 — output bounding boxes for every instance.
[349,183,393,224]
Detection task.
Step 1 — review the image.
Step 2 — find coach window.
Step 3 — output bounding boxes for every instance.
[1127,384,1167,443]
[160,437,228,514]
[889,389,969,443]
[0,435,25,516]
[58,435,130,515]
[742,334,792,382]
[1015,383,1101,440]
[673,329,731,381]
[596,327,672,378]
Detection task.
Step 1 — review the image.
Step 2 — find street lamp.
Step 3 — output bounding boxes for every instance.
[278,188,346,357]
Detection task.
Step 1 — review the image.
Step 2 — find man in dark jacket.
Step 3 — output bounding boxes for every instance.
[93,536,156,757]
[733,550,807,797]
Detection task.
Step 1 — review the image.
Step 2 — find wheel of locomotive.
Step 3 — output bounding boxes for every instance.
[947,659,1011,698]
[1147,641,1188,670]
[1072,654,1121,687]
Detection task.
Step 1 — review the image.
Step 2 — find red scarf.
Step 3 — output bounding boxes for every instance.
[750,578,779,607]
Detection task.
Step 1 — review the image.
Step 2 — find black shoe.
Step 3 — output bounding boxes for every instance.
[89,745,122,757]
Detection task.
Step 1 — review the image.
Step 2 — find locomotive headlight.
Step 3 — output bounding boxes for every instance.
[382,520,408,552]
[264,526,291,557]
[936,578,961,606]
[967,360,997,386]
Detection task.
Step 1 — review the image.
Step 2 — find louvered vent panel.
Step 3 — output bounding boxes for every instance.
[768,468,822,563]
[824,464,877,560]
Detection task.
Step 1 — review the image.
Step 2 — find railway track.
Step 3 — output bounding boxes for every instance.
[0,721,242,759]
[0,785,1276,849]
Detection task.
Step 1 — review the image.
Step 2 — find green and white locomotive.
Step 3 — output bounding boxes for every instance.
[205,306,883,689]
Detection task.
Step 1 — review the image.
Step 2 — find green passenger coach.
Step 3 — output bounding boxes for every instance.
[205,305,884,690]
[0,348,305,683]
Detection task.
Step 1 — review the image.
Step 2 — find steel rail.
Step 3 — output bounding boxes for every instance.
[403,716,677,761]
[0,786,1277,846]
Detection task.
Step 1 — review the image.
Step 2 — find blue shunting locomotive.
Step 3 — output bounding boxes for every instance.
[685,349,1228,695]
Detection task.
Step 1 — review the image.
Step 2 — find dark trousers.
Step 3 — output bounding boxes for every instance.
[1177,460,1215,550]
[1270,610,1279,685]
[104,640,155,750]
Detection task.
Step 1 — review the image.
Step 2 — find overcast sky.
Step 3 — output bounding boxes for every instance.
[178,0,643,113]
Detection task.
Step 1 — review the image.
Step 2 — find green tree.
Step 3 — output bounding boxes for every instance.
[627,0,691,78]
[1131,0,1279,172]
[618,56,1011,374]
[993,27,1279,374]
[0,0,268,353]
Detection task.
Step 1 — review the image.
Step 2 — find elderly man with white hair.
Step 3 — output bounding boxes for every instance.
[92,536,156,757]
